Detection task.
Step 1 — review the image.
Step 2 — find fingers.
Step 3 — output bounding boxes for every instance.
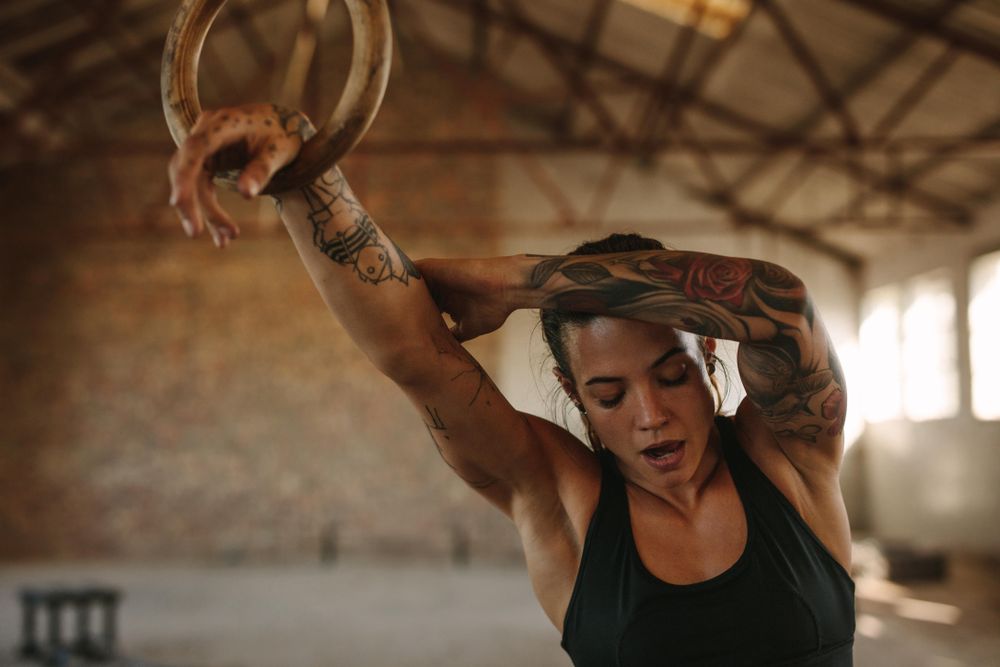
[167,104,303,246]
[198,169,240,248]
[237,136,301,198]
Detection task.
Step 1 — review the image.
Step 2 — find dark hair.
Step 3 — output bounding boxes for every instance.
[539,233,666,380]
[538,233,727,437]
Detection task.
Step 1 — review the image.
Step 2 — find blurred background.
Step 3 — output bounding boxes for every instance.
[1,0,999,665]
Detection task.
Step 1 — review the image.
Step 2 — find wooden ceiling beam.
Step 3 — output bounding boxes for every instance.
[759,0,859,143]
[662,0,756,131]
[418,0,864,267]
[836,0,1000,68]
[553,0,614,135]
[497,0,625,142]
[688,94,972,220]
[635,0,707,157]
[869,43,959,141]
[0,1,78,53]
[66,0,160,99]
[755,44,960,222]
[13,0,174,72]
[727,0,963,197]
[14,0,288,117]
[839,115,1000,218]
[228,0,277,72]
[25,129,1000,160]
[428,0,971,221]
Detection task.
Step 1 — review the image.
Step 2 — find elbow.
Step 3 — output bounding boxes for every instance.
[755,260,810,309]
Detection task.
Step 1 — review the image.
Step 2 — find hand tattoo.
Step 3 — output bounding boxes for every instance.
[270,104,317,141]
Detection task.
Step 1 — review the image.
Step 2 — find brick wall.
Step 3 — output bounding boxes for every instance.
[0,44,525,563]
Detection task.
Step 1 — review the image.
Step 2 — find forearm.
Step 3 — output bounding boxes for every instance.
[273,167,444,377]
[506,250,810,343]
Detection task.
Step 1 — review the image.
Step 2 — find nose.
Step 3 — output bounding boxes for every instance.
[634,383,672,431]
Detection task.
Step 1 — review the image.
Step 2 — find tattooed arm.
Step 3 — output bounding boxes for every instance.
[166,104,589,523]
[537,251,847,463]
[423,251,847,466]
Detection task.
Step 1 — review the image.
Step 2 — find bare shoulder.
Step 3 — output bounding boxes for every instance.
[732,399,852,571]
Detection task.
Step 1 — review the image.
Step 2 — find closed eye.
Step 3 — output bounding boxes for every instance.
[596,394,623,409]
[659,363,689,386]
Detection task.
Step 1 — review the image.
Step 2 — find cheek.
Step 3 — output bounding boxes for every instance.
[587,411,630,446]
[666,379,718,422]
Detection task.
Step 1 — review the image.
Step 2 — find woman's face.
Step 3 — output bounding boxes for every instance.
[562,317,718,490]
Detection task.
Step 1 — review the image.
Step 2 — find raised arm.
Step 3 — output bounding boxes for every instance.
[165,104,578,517]
[423,250,847,468]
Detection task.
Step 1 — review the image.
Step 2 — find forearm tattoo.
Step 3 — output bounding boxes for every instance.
[294,170,421,286]
[422,405,497,490]
[529,252,847,442]
[267,108,421,287]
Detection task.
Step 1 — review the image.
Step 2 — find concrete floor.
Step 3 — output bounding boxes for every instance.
[1,559,998,666]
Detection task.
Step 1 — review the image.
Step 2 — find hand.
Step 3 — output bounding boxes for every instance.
[417,257,516,342]
[167,103,314,248]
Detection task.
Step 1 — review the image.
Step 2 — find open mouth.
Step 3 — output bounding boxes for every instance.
[643,441,683,459]
[640,441,686,469]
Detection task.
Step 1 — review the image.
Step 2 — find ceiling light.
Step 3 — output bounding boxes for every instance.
[618,0,751,39]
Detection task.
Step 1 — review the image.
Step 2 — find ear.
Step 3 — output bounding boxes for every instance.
[552,367,580,405]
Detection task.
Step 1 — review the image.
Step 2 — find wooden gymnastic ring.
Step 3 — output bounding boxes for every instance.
[161,0,391,193]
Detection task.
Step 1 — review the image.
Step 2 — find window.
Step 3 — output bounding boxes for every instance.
[860,285,902,423]
[901,270,959,421]
[969,250,1000,420]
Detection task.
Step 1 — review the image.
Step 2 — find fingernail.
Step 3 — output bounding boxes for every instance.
[181,218,193,237]
[247,179,260,197]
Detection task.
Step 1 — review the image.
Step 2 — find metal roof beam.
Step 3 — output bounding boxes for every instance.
[497,0,625,141]
[664,0,756,130]
[635,0,707,157]
[759,0,859,143]
[728,0,963,196]
[553,0,614,136]
[839,115,1000,217]
[836,0,1000,68]
[869,43,959,140]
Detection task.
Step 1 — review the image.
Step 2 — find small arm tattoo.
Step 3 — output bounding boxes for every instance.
[431,330,498,408]
[422,405,497,490]
[297,170,421,286]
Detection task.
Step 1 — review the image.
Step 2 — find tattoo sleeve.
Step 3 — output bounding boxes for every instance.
[526,251,846,443]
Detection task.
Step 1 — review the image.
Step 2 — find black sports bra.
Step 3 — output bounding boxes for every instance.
[561,416,855,666]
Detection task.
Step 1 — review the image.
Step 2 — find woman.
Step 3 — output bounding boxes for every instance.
[169,104,855,665]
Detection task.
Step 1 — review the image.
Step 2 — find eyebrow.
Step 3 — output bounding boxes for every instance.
[583,346,685,386]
